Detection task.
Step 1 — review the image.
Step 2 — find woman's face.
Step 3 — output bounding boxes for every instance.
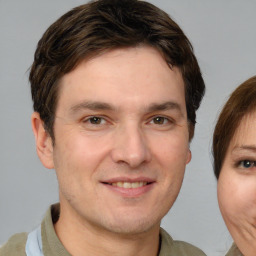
[218,111,256,256]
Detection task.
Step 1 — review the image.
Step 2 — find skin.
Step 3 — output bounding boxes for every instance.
[32,46,191,256]
[218,112,256,256]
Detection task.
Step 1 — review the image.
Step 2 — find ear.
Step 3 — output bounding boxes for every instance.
[31,112,54,169]
[186,149,192,164]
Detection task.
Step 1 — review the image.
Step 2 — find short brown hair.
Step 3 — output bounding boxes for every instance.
[213,76,256,179]
[30,0,205,140]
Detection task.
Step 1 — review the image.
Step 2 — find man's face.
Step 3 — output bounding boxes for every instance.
[42,46,191,235]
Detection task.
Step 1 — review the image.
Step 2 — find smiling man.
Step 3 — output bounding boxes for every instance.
[0,0,205,255]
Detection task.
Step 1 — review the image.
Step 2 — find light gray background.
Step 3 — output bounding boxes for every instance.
[0,1,255,255]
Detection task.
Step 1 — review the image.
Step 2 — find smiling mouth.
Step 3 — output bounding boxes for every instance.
[102,181,152,188]
[112,181,148,188]
[101,180,155,197]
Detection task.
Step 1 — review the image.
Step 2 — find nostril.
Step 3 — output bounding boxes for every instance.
[110,131,151,167]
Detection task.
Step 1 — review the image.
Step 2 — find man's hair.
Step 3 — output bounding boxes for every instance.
[213,76,256,179]
[30,0,205,140]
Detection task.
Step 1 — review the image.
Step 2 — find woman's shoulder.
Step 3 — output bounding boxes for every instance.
[226,243,243,256]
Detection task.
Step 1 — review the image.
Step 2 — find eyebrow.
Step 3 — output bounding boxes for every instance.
[232,145,256,153]
[70,101,114,113]
[147,102,183,116]
[69,100,183,116]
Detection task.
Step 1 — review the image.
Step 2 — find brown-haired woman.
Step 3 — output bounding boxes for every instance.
[213,76,256,256]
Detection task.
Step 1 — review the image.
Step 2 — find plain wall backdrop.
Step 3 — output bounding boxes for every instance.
[0,1,256,255]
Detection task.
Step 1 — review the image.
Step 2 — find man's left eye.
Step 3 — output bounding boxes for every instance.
[88,116,106,125]
[150,116,169,125]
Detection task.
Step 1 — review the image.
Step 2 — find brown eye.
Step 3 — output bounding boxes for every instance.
[152,116,168,125]
[89,117,104,124]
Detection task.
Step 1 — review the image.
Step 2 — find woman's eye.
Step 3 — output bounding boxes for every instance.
[151,116,169,125]
[239,160,256,169]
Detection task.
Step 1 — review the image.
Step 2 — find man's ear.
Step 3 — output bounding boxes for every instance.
[186,149,192,164]
[31,112,54,169]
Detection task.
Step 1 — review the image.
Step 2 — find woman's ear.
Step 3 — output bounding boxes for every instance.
[31,112,54,169]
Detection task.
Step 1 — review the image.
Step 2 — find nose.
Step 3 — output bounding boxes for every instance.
[111,125,152,168]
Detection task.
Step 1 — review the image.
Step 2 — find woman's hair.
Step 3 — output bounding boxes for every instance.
[213,76,256,179]
[29,0,205,141]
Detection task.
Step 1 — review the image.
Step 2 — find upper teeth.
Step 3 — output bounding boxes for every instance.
[111,182,147,188]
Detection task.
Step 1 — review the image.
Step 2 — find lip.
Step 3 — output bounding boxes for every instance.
[100,177,156,198]
[102,176,155,184]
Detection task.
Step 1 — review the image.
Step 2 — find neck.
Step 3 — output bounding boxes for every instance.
[54,204,160,256]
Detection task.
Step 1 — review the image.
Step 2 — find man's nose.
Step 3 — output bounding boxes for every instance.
[110,125,152,168]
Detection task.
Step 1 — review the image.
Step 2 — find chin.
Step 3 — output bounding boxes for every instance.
[101,214,160,235]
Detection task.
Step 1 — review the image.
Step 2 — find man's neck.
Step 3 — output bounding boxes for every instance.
[54,205,160,256]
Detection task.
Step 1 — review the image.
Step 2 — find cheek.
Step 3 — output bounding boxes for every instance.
[218,177,238,217]
[148,127,189,157]
[57,130,111,164]
[150,133,189,191]
[152,132,189,166]
[53,131,112,190]
[218,173,256,221]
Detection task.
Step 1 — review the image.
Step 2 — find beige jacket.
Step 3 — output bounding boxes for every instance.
[0,204,206,256]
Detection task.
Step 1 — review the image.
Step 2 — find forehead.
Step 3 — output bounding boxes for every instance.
[230,111,256,147]
[57,46,186,114]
